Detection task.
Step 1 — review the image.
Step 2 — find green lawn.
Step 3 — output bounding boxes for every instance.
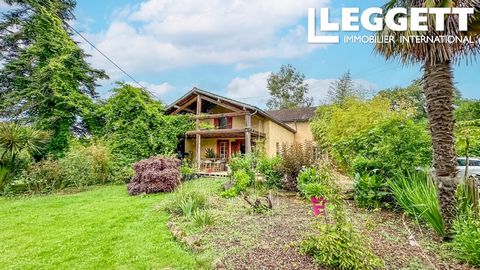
[0,184,205,270]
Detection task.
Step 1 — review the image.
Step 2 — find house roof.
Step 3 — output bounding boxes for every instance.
[166,87,297,133]
[267,107,317,123]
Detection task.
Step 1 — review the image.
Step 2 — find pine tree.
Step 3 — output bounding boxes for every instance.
[0,0,108,156]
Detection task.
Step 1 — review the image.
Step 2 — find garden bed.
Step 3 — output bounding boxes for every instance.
[168,178,475,270]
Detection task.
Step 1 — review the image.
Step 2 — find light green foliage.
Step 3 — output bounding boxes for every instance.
[257,155,283,188]
[354,173,390,209]
[300,164,384,270]
[376,80,426,119]
[451,210,480,266]
[455,99,480,122]
[297,166,338,200]
[388,171,445,236]
[0,123,50,191]
[221,169,252,198]
[228,154,255,180]
[346,118,431,178]
[170,189,208,217]
[0,185,200,269]
[100,84,194,163]
[191,210,214,227]
[180,161,196,181]
[456,120,480,157]
[327,71,365,104]
[311,87,431,177]
[0,2,107,156]
[18,142,116,194]
[300,221,384,270]
[266,64,313,110]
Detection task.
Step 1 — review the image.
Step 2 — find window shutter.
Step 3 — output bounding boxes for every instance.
[214,118,219,129]
[227,117,233,129]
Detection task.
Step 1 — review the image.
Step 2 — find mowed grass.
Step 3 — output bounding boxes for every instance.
[0,185,204,270]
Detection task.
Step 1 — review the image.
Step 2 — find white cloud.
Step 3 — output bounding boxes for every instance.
[126,81,176,98]
[83,0,329,73]
[226,72,377,108]
[226,72,271,107]
[0,0,9,9]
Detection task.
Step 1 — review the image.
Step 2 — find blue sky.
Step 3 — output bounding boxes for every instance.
[2,0,479,107]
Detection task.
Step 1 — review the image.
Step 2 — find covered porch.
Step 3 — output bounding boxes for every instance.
[184,130,265,172]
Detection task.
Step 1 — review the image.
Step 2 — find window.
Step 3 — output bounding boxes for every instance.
[219,141,228,159]
[276,142,280,156]
[216,117,232,129]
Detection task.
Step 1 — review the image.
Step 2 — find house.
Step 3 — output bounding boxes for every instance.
[166,87,317,171]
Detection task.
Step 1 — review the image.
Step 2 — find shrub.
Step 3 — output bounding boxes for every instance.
[300,222,384,270]
[128,156,181,195]
[451,210,480,266]
[297,167,334,200]
[59,143,114,188]
[354,173,390,209]
[180,161,196,181]
[228,154,255,180]
[279,141,315,191]
[21,159,63,194]
[191,210,214,227]
[388,171,444,236]
[257,155,283,188]
[221,169,252,198]
[169,189,208,216]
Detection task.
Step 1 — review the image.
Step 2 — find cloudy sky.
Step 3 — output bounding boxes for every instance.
[1,0,479,108]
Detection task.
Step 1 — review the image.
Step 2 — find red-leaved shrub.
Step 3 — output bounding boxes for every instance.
[128,156,181,195]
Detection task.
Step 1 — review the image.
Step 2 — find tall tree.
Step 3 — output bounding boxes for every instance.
[327,71,358,104]
[375,0,480,237]
[0,0,108,156]
[100,83,193,163]
[267,64,313,110]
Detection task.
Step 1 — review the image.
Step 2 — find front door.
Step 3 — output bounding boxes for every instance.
[216,140,230,160]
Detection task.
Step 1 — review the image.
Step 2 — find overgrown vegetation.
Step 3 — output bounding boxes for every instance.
[388,171,444,236]
[279,141,315,191]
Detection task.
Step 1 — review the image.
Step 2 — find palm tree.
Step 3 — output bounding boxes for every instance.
[0,122,50,189]
[376,0,480,238]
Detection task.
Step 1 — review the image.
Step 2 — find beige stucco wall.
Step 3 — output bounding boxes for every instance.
[292,122,314,143]
[263,120,296,158]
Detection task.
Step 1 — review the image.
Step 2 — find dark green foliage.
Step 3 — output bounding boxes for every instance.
[0,122,50,191]
[180,160,196,181]
[354,173,390,209]
[0,1,108,157]
[205,148,215,159]
[266,64,313,110]
[257,155,282,188]
[388,171,445,236]
[101,84,193,162]
[279,142,314,191]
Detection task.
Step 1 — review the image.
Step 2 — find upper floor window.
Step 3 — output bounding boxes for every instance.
[215,116,233,129]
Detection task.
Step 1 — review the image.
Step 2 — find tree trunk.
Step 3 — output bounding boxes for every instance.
[423,61,457,239]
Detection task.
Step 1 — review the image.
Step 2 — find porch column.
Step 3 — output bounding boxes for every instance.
[196,95,202,169]
[245,113,252,154]
[196,134,201,169]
